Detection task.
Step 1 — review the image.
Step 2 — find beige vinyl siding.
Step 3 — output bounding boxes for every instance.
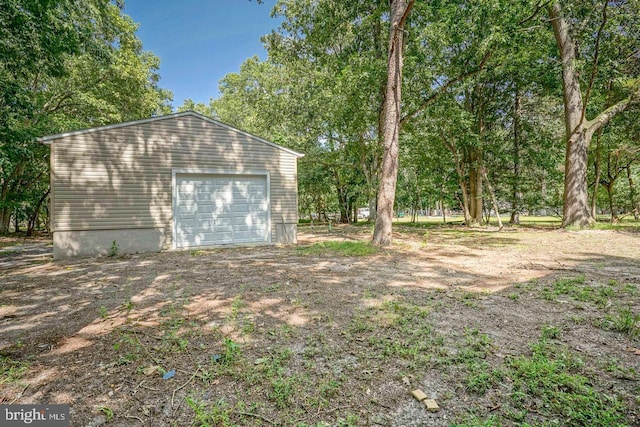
[51,114,299,248]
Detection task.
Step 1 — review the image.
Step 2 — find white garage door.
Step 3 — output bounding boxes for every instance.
[174,174,269,248]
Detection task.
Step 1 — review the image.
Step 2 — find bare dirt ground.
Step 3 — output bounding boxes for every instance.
[1,225,639,426]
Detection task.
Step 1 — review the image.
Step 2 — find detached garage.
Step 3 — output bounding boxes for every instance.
[39,111,303,259]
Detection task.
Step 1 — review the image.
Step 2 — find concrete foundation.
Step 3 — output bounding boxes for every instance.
[53,228,165,259]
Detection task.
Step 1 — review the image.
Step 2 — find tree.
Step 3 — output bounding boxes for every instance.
[546,1,640,228]
[372,0,415,246]
[0,0,171,232]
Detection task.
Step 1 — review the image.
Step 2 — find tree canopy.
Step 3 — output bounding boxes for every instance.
[3,0,639,237]
[199,0,639,236]
[0,0,171,232]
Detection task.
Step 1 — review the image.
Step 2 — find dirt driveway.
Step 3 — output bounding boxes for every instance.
[0,240,51,270]
[1,225,639,426]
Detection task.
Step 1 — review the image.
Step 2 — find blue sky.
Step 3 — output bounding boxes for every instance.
[124,0,281,108]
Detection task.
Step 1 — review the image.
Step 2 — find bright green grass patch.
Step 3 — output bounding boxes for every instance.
[593,219,640,231]
[0,355,29,384]
[296,240,377,256]
[599,306,640,338]
[507,339,626,426]
[540,275,631,309]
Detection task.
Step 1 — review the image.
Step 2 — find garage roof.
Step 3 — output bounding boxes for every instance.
[38,111,304,158]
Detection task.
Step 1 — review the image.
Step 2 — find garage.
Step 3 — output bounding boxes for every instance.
[174,173,270,247]
[39,111,303,258]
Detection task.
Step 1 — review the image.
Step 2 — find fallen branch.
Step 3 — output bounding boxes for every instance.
[171,367,200,408]
[139,383,159,392]
[9,384,29,404]
[124,415,145,425]
[236,410,274,424]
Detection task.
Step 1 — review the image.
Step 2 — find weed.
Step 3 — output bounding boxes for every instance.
[508,292,519,301]
[348,317,374,334]
[241,321,256,334]
[364,301,437,365]
[267,324,294,339]
[223,337,240,363]
[541,325,561,339]
[462,292,479,300]
[230,295,244,320]
[599,306,639,337]
[99,305,108,319]
[97,406,114,421]
[459,328,493,360]
[603,358,638,380]
[108,240,118,257]
[189,249,209,256]
[0,355,29,384]
[270,375,297,409]
[568,314,586,324]
[465,361,502,394]
[265,283,281,293]
[112,331,143,365]
[186,397,233,427]
[452,329,502,395]
[335,414,360,426]
[318,377,342,399]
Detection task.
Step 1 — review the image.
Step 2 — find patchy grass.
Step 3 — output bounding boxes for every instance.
[506,341,625,426]
[541,275,620,307]
[600,306,640,338]
[593,217,640,232]
[0,355,29,385]
[296,240,377,256]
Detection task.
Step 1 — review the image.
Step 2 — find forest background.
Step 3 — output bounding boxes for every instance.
[2,0,639,242]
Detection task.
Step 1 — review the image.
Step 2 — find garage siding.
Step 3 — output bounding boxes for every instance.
[49,114,299,250]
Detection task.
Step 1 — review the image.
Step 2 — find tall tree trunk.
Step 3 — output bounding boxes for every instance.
[368,198,377,222]
[457,172,472,225]
[590,129,602,219]
[372,0,415,246]
[548,2,640,228]
[0,208,11,233]
[443,138,472,225]
[483,168,503,230]
[562,129,595,227]
[510,87,522,225]
[468,147,483,226]
[0,180,12,233]
[606,181,616,223]
[14,210,20,233]
[439,183,447,223]
[549,3,593,227]
[337,186,350,224]
[627,166,639,220]
[27,189,50,236]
